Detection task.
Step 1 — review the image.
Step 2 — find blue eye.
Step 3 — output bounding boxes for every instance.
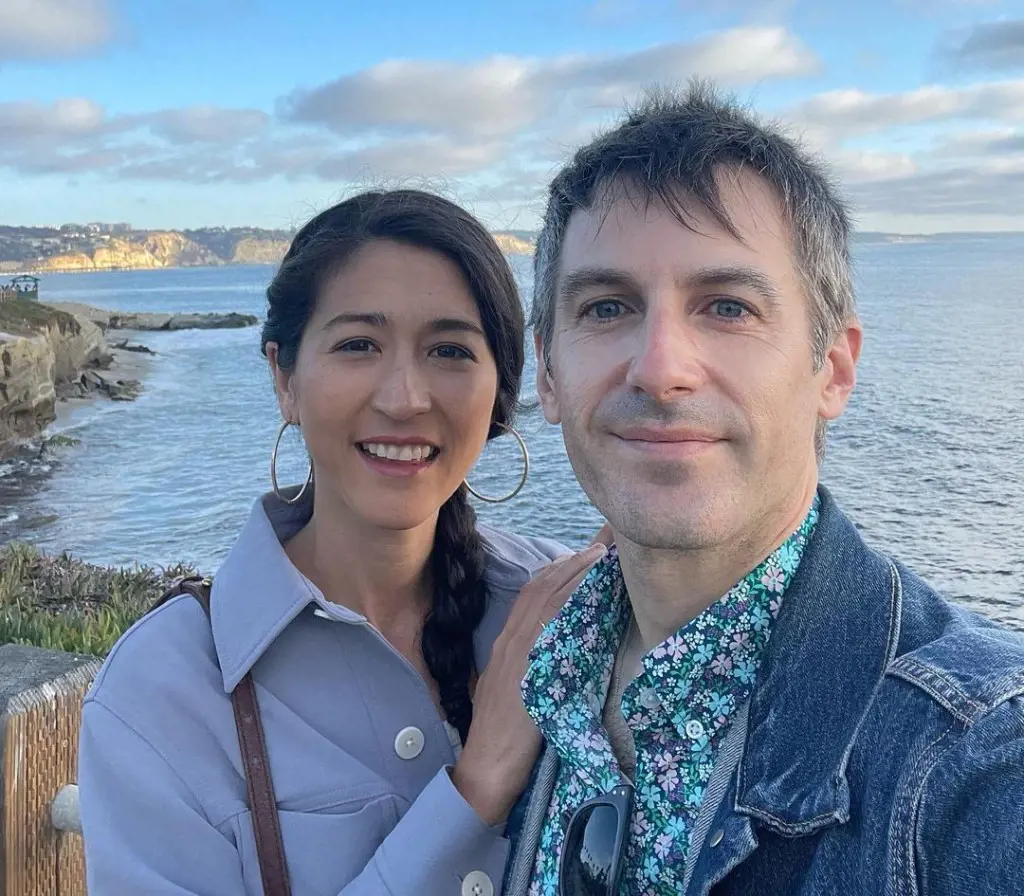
[584,299,625,320]
[711,299,749,319]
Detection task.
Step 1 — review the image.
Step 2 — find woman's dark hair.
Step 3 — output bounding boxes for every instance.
[261,190,525,743]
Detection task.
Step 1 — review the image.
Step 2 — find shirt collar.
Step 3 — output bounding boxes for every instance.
[523,497,819,770]
[208,486,546,693]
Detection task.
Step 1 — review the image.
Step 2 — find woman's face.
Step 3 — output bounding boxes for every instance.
[269,239,500,531]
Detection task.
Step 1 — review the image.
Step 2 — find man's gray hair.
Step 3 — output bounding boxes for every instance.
[530,81,856,456]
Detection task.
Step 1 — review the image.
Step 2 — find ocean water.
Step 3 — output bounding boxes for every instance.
[1,237,1022,630]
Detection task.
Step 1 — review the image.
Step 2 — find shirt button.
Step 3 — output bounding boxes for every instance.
[685,719,705,740]
[709,829,725,847]
[394,726,425,760]
[639,688,660,710]
[461,870,494,896]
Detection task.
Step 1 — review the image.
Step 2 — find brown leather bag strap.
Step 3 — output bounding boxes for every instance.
[158,577,292,896]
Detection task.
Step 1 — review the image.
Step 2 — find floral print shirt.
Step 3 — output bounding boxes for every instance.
[520,499,819,894]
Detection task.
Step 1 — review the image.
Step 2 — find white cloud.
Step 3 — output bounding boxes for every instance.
[0,98,107,137]
[4,34,1024,231]
[832,149,919,182]
[928,127,1024,157]
[283,56,541,140]
[150,106,271,144]
[281,27,821,143]
[312,139,507,180]
[788,81,1024,137]
[0,0,113,60]
[847,164,1024,217]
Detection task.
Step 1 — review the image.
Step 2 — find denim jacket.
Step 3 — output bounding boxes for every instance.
[506,486,1024,896]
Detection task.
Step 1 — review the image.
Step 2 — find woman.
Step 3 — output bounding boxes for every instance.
[78,190,608,894]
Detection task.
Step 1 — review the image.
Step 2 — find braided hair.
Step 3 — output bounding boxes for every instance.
[262,190,524,743]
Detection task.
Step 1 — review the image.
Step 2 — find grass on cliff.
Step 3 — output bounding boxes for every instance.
[0,298,69,336]
[0,541,196,656]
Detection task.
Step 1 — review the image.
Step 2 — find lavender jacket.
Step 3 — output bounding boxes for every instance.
[78,491,568,895]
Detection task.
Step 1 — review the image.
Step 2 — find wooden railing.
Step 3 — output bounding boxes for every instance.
[1,645,98,895]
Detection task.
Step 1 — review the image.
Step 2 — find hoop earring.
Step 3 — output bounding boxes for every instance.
[464,423,529,504]
[270,420,313,505]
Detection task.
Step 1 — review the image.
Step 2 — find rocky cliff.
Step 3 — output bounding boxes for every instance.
[492,233,535,255]
[32,232,221,273]
[2,225,537,273]
[230,237,291,264]
[0,300,108,450]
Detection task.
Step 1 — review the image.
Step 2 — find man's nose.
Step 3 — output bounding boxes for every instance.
[625,303,706,400]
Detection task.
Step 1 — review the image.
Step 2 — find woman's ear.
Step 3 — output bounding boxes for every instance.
[266,342,299,424]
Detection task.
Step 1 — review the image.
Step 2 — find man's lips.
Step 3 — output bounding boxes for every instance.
[612,426,720,443]
[611,427,722,459]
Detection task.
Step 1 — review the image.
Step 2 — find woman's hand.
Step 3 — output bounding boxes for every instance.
[453,524,614,825]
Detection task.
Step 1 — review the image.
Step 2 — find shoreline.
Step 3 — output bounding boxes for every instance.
[0,332,159,543]
[52,339,156,429]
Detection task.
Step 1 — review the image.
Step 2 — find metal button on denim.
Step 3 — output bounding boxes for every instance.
[685,719,705,739]
[710,829,725,847]
[394,726,424,760]
[461,870,493,896]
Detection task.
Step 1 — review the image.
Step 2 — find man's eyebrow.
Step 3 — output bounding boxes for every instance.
[683,265,782,305]
[557,267,644,307]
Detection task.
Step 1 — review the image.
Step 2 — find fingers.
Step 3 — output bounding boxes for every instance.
[545,542,607,595]
[504,543,607,642]
[590,521,615,548]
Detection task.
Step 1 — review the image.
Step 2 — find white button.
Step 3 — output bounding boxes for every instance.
[394,726,424,760]
[639,688,660,709]
[685,719,705,739]
[709,829,725,847]
[461,870,494,896]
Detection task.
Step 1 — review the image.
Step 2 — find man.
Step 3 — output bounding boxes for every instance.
[505,83,1024,896]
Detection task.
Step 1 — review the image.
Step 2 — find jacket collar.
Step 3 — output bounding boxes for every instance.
[209,487,543,693]
[734,485,903,835]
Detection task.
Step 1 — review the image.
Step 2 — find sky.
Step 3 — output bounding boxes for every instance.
[1,0,1023,234]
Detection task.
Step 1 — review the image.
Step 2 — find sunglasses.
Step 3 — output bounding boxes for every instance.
[558,783,635,896]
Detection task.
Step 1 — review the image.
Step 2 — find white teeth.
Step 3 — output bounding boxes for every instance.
[360,442,435,463]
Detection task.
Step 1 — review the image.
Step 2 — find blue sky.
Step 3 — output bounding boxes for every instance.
[2,0,1023,232]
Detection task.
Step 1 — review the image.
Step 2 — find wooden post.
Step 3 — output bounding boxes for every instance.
[0,645,100,896]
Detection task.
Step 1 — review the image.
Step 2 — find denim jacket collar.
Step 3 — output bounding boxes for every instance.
[735,485,903,835]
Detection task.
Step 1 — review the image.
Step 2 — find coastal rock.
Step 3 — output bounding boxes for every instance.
[230,237,290,264]
[30,232,222,273]
[0,300,134,453]
[111,339,155,354]
[48,302,258,332]
[48,312,107,383]
[0,331,57,445]
[492,233,535,255]
[80,370,140,402]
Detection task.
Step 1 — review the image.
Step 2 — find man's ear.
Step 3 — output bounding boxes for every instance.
[266,342,299,424]
[534,330,561,424]
[818,320,862,423]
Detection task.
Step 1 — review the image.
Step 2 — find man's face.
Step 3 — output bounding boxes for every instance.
[537,171,861,551]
